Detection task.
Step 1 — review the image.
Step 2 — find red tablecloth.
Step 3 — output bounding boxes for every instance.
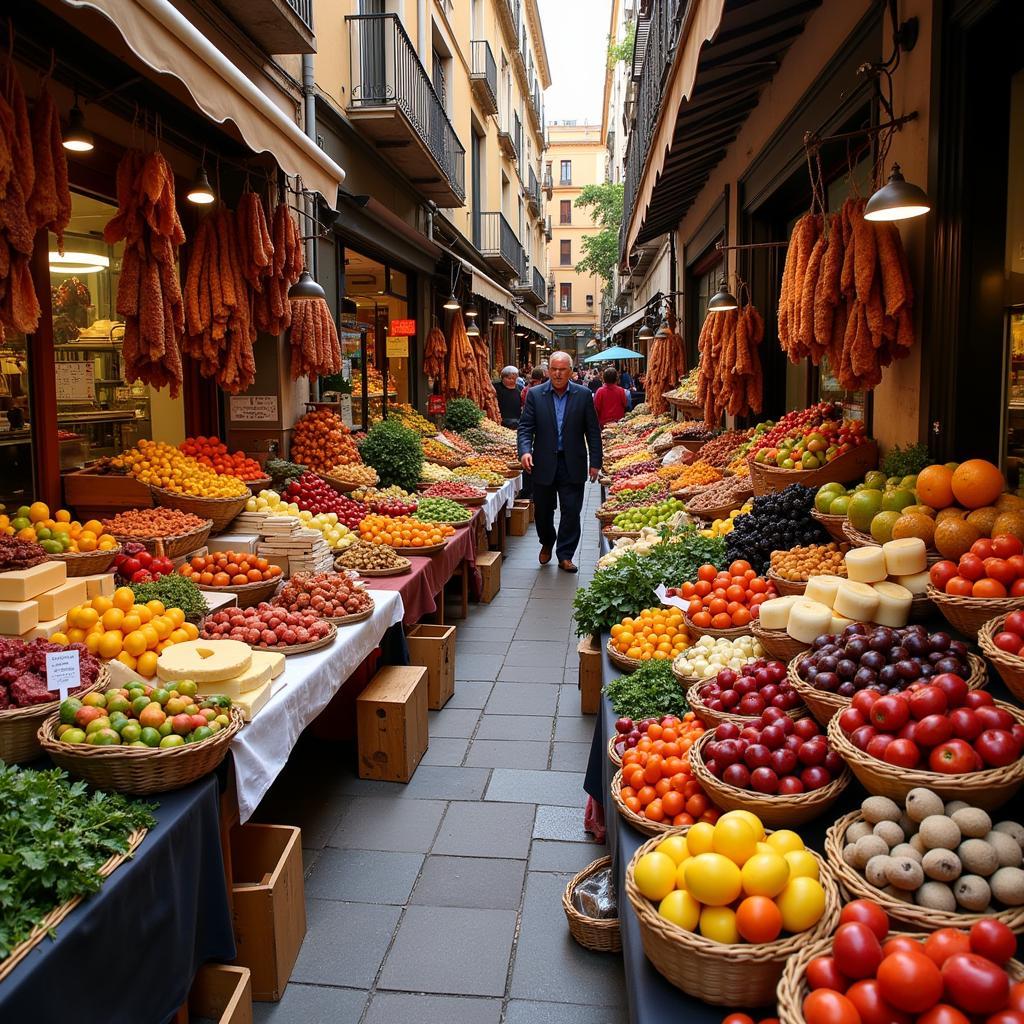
[365,511,479,625]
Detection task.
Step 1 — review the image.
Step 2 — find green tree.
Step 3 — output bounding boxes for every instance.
[607,22,636,69]
[574,182,624,289]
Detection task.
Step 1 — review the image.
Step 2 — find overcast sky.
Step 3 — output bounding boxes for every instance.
[537,0,613,125]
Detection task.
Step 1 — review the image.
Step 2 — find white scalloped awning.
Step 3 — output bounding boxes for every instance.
[60,0,346,205]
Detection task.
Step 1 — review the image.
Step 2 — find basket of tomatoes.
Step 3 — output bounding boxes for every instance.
[177,551,284,608]
[675,561,777,639]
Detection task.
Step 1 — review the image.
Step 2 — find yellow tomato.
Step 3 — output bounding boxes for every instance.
[28,501,50,523]
[718,810,766,842]
[74,607,99,630]
[633,851,678,902]
[82,520,104,535]
[136,651,158,678]
[101,608,125,631]
[84,633,102,653]
[783,849,819,881]
[92,596,113,615]
[169,628,190,645]
[712,817,757,866]
[765,830,805,856]
[151,616,172,640]
[658,890,700,931]
[116,651,137,671]
[139,625,160,649]
[182,622,199,640]
[165,607,185,628]
[113,587,136,612]
[121,613,141,634]
[655,835,690,866]
[131,604,153,623]
[699,906,739,944]
[66,627,86,644]
[686,821,715,856]
[684,853,742,907]
[145,600,166,616]
[740,852,791,899]
[50,632,69,645]
[98,632,123,659]
[774,877,826,933]
[55,509,71,523]
[123,630,148,657]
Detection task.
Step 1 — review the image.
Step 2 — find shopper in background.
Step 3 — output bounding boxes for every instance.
[494,366,523,429]
[618,365,635,392]
[587,369,602,393]
[593,366,630,427]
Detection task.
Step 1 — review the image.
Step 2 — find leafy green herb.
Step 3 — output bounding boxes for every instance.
[443,398,484,433]
[0,764,155,957]
[131,574,209,621]
[880,443,931,478]
[358,418,424,490]
[605,660,688,720]
[265,458,307,490]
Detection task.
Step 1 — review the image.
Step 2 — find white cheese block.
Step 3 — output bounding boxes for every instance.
[786,599,834,644]
[833,580,881,622]
[201,657,272,698]
[895,570,931,596]
[156,638,253,683]
[26,615,68,640]
[830,613,855,634]
[0,600,39,636]
[804,575,844,608]
[0,561,67,602]
[80,572,115,598]
[758,595,799,631]
[36,577,88,622]
[255,649,286,680]
[872,581,914,627]
[844,547,888,584]
[234,680,272,721]
[882,538,928,577]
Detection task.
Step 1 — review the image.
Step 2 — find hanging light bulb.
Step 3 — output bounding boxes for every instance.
[466,321,480,337]
[288,270,327,301]
[637,320,654,342]
[864,163,931,222]
[443,291,461,310]
[186,165,215,205]
[491,309,506,325]
[464,303,479,319]
[708,277,738,312]
[655,315,671,339]
[63,100,94,153]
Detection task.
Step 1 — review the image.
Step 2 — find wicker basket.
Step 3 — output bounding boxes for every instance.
[610,769,673,836]
[766,570,808,597]
[606,638,643,674]
[750,622,811,662]
[322,470,379,494]
[393,540,448,557]
[608,734,625,767]
[111,520,213,559]
[810,509,849,542]
[748,442,878,497]
[842,522,944,567]
[562,856,622,953]
[826,705,1024,811]
[150,486,250,534]
[625,828,841,1005]
[685,614,752,641]
[198,577,281,609]
[686,493,753,523]
[824,811,1024,932]
[777,938,1024,1024]
[0,666,109,765]
[928,584,1024,640]
[243,475,272,493]
[977,614,1024,703]
[686,681,805,730]
[47,546,120,577]
[690,730,850,828]
[603,526,642,541]
[37,705,244,795]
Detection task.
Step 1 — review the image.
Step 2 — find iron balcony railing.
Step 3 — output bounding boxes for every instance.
[284,0,313,29]
[533,266,546,304]
[346,13,466,203]
[476,212,524,274]
[470,40,498,113]
[514,111,523,170]
[508,0,522,39]
[621,0,684,238]
[527,166,540,210]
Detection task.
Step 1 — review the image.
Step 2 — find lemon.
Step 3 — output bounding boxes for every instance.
[783,849,819,881]
[699,905,739,944]
[684,853,742,906]
[766,829,805,855]
[740,852,791,898]
[774,876,826,932]
[658,889,700,931]
[633,851,677,902]
[686,821,715,855]
[655,835,690,865]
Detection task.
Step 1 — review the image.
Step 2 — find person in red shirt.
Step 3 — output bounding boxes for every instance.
[592,366,630,426]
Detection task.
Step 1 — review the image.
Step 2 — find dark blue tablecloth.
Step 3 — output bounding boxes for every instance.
[0,773,236,1024]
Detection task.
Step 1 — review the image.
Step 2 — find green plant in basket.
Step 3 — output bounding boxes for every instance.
[358,419,424,491]
[444,397,484,433]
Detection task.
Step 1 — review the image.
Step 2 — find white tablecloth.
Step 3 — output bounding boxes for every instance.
[482,475,521,530]
[230,589,405,821]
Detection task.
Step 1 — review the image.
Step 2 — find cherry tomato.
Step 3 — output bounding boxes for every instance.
[969,920,1017,966]
[985,1013,1024,1024]
[941,953,1011,1015]
[806,955,849,993]
[833,922,884,980]
[877,950,944,1013]
[923,927,971,967]
[803,990,861,1024]
[918,1005,972,1024]
[1009,983,1024,1013]
[846,979,912,1024]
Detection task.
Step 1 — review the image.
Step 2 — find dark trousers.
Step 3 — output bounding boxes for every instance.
[532,453,584,562]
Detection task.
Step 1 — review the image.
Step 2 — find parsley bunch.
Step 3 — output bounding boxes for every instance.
[605,660,688,720]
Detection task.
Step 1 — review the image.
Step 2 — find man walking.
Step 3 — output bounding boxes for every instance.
[517,350,602,573]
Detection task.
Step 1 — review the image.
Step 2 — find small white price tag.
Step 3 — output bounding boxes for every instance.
[342,358,351,382]
[655,583,689,611]
[46,649,80,702]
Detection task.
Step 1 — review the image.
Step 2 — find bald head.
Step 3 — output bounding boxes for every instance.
[549,351,572,369]
[548,350,572,393]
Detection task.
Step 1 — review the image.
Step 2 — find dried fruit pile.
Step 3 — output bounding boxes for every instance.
[201,603,334,648]
[273,572,373,618]
[103,508,208,539]
[0,535,47,570]
[695,302,765,427]
[290,408,360,473]
[0,638,99,709]
[422,481,485,501]
[334,540,407,572]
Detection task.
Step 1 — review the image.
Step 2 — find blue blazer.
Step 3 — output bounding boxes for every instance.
[517,380,603,486]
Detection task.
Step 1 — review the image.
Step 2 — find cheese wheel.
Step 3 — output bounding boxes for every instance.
[872,581,914,628]
[156,638,252,683]
[804,575,843,608]
[882,538,928,577]
[832,580,881,622]
[844,547,887,584]
[758,595,799,631]
[786,599,834,644]
[830,613,854,635]
[895,570,931,596]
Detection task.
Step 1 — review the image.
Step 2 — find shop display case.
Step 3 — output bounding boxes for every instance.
[1002,308,1024,490]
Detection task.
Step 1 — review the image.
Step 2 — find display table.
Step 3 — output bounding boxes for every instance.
[230,588,406,821]
[482,475,521,531]
[0,774,235,1024]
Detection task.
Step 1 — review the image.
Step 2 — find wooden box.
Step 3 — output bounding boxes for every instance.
[188,965,253,1024]
[476,550,501,603]
[230,824,306,1002]
[527,500,535,522]
[356,665,428,782]
[62,468,153,521]
[578,634,603,714]
[406,623,456,710]
[475,517,488,556]
[508,502,529,537]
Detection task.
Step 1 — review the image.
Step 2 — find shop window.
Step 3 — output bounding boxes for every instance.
[560,239,571,265]
[560,282,572,311]
[560,159,571,184]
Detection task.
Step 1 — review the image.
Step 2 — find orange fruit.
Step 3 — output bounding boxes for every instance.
[101,607,125,631]
[123,630,148,657]
[136,651,159,678]
[933,517,982,560]
[113,586,136,612]
[98,631,123,659]
[951,459,1005,509]
[993,510,1024,542]
[916,464,955,510]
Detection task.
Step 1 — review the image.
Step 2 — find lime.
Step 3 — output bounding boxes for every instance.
[159,734,186,748]
[152,688,170,706]
[881,488,915,513]
[870,510,902,543]
[40,539,64,554]
[847,488,883,531]
[863,470,887,490]
[190,725,213,743]
[176,680,197,697]
[139,727,162,747]
[828,495,851,516]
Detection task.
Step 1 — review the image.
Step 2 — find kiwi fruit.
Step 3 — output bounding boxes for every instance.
[906,789,944,823]
[920,815,961,851]
[885,856,925,891]
[958,839,999,877]
[922,848,962,883]
[846,820,873,844]
[866,854,893,888]
[891,843,922,863]
[989,866,1024,907]
[985,831,1023,869]
[863,796,902,824]
[952,874,991,911]
[944,800,970,816]
[993,821,1024,848]
[873,821,905,848]
[915,881,957,912]
[854,834,891,868]
[951,808,992,839]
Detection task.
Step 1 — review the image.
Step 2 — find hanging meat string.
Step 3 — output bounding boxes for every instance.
[695,295,765,427]
[645,317,687,415]
[444,309,499,421]
[105,149,187,396]
[287,282,343,380]
[422,324,447,383]
[254,200,303,335]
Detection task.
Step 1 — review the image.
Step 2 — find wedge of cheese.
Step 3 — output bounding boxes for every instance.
[203,656,272,698]
[0,561,66,602]
[233,679,272,721]
[36,578,87,621]
[0,600,39,637]
[156,638,253,683]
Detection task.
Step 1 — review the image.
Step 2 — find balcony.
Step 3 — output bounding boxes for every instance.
[346,13,466,207]
[476,212,524,279]
[542,171,553,198]
[214,0,314,53]
[514,260,546,307]
[544,214,552,241]
[497,111,518,160]
[470,40,498,115]
[497,0,522,47]
[514,111,523,172]
[526,167,540,215]
[526,79,543,135]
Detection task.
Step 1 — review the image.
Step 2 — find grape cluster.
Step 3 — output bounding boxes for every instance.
[725,484,828,574]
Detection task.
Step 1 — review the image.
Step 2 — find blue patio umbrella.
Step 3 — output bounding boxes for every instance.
[583,345,645,363]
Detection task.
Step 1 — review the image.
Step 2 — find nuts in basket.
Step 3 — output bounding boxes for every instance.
[770,543,849,582]
[334,540,407,572]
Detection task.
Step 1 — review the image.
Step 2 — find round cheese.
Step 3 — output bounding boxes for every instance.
[895,570,931,596]
[157,638,253,683]
[882,538,928,577]
[830,613,854,635]
[786,599,833,644]
[844,547,887,584]
[871,580,914,628]
[757,595,799,631]
[804,574,843,608]
[832,580,881,623]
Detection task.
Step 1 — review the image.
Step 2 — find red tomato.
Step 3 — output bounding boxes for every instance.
[729,559,752,575]
[1010,982,1024,1013]
[941,953,1011,1015]
[838,899,890,941]
[803,990,861,1024]
[930,561,959,591]
[918,1005,972,1024]
[833,922,884,979]
[993,534,1024,559]
[1008,555,1024,580]
[945,576,975,596]
[883,738,921,768]
[970,538,996,560]
[721,1015,755,1024]
[847,980,912,1024]
[877,950,943,1013]
[969,919,1017,965]
[984,1013,1024,1024]
[923,928,971,967]
[958,553,986,580]
[806,955,849,993]
[929,739,980,774]
[974,578,1009,598]
[993,631,1024,654]
[697,564,718,583]
[984,558,1017,586]
[1012,579,1024,597]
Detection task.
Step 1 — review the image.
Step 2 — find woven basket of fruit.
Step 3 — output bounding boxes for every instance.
[150,486,250,534]
[809,508,849,542]
[776,935,1023,1024]
[38,704,243,795]
[766,570,807,597]
[689,729,850,828]
[0,664,109,765]
[322,469,379,493]
[977,614,1024,703]
[750,623,811,662]
[605,638,644,674]
[244,475,272,493]
[106,510,213,559]
[562,856,622,953]
[749,442,879,496]
[625,826,841,1005]
[611,770,674,836]
[47,546,121,577]
[827,705,1024,811]
[603,526,642,541]
[607,734,623,768]
[842,521,945,567]
[824,809,1024,932]
[685,614,752,641]
[685,682,806,730]
[927,585,1024,640]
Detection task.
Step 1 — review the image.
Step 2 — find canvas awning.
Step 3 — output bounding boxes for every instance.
[515,307,553,342]
[459,258,515,312]
[608,305,650,338]
[60,0,346,205]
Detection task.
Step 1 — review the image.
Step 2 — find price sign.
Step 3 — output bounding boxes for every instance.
[342,358,352,382]
[390,319,416,336]
[427,395,446,415]
[339,393,353,429]
[55,361,95,401]
[229,395,279,422]
[386,336,408,358]
[46,649,80,702]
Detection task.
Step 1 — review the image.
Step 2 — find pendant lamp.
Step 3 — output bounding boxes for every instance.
[864,163,931,222]
[186,165,215,205]
[63,103,94,153]
[708,277,738,312]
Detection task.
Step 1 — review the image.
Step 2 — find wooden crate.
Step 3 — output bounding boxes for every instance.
[508,502,529,537]
[475,517,488,555]
[188,965,253,1024]
[527,500,534,522]
[62,468,153,521]
[476,550,501,603]
[230,824,306,1002]
[578,634,602,714]
[406,623,456,710]
[356,665,428,782]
